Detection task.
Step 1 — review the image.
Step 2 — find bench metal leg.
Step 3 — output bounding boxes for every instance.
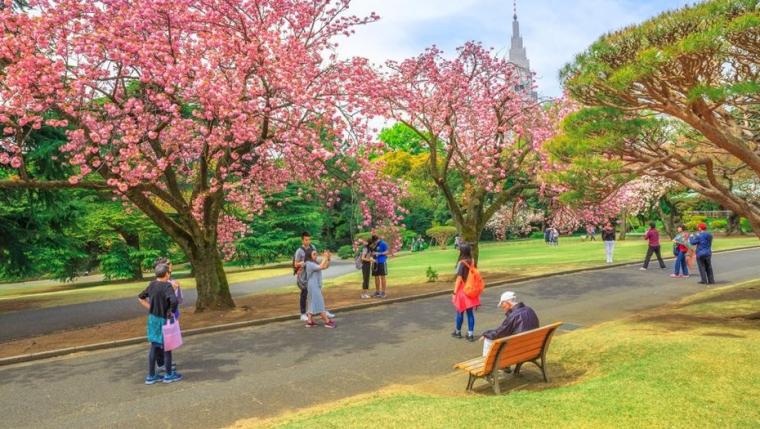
[514,363,523,376]
[492,370,501,394]
[466,374,475,391]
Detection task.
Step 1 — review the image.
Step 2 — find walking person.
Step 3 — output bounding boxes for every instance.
[549,227,560,247]
[690,223,715,285]
[640,223,666,270]
[450,244,481,342]
[602,222,616,263]
[671,226,690,278]
[303,249,336,328]
[138,263,181,384]
[359,237,375,299]
[371,233,389,298]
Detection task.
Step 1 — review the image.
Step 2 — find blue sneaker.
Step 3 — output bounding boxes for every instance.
[144,375,162,385]
[163,372,183,383]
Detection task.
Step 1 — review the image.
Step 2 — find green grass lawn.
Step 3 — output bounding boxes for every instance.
[0,267,292,309]
[248,279,760,429]
[325,235,759,287]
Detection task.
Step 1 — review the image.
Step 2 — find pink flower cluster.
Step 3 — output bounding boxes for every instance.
[0,0,403,252]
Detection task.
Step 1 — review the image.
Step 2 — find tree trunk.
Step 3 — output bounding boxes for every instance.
[726,212,744,236]
[190,245,234,311]
[618,210,628,241]
[461,227,481,265]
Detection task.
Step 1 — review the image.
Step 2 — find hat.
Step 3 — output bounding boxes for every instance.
[498,291,517,307]
[698,223,707,231]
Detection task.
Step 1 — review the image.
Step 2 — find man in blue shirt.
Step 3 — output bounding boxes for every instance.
[689,223,715,285]
[371,234,389,298]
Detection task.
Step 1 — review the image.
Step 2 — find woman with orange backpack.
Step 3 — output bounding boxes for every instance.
[451,243,483,342]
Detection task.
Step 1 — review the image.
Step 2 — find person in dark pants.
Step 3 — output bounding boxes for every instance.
[138,264,180,384]
[293,232,316,321]
[360,237,376,299]
[690,223,715,284]
[641,223,666,270]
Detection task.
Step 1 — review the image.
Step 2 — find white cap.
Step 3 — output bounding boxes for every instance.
[498,291,517,307]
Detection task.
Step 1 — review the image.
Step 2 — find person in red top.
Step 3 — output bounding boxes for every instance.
[451,243,481,342]
[641,222,666,270]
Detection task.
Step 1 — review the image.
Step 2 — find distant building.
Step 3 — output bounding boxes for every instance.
[508,1,538,100]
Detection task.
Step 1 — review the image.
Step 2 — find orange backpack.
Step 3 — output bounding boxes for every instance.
[462,261,484,298]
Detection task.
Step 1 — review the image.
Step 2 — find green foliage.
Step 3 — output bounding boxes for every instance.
[337,245,355,260]
[235,184,326,266]
[709,219,728,231]
[426,226,458,249]
[740,217,753,232]
[379,123,428,155]
[425,266,439,282]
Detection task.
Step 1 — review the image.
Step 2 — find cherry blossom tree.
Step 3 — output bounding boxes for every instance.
[354,43,556,262]
[0,0,402,310]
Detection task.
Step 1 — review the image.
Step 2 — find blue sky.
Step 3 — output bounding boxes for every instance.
[338,0,692,97]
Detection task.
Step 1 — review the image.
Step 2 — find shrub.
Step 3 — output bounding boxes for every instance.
[740,217,753,232]
[337,245,354,259]
[709,219,728,231]
[426,226,458,249]
[426,266,439,282]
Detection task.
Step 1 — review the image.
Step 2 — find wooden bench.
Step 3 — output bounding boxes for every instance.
[454,322,563,394]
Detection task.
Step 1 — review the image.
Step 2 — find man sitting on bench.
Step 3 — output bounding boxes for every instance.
[480,291,539,358]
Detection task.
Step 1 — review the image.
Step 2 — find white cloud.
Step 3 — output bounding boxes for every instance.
[338,0,691,97]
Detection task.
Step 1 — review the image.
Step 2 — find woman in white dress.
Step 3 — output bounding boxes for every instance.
[304,249,336,328]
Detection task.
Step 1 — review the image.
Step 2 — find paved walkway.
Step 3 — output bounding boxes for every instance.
[0,248,758,429]
[0,262,356,342]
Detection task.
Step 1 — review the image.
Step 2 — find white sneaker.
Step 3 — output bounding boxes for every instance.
[326,311,335,318]
[639,267,647,271]
[361,293,371,299]
[300,314,308,321]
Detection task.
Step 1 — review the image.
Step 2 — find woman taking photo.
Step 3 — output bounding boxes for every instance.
[304,249,336,328]
[451,244,480,342]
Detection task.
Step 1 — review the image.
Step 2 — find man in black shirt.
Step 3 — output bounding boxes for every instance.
[138,264,181,384]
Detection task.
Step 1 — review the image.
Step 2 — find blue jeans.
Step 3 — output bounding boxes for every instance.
[674,250,689,276]
[455,309,475,333]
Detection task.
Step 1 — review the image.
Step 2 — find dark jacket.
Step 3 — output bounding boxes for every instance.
[138,280,178,318]
[482,303,539,340]
[689,231,713,257]
[601,228,616,241]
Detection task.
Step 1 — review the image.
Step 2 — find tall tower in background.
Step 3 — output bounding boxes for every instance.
[508,1,537,100]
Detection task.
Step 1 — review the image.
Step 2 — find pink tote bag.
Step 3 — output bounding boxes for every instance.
[162,317,183,351]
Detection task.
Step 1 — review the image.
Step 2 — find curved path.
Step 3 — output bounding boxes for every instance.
[0,248,758,429]
[0,261,356,342]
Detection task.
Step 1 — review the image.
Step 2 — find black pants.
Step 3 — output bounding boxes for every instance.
[643,245,666,269]
[361,263,371,290]
[299,286,308,314]
[149,342,172,377]
[697,255,715,284]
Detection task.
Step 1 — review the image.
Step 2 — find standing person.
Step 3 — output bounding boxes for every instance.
[292,233,335,320]
[372,234,389,298]
[293,232,316,321]
[543,227,550,245]
[602,222,616,263]
[304,250,336,328]
[454,234,462,250]
[152,257,181,375]
[641,222,666,271]
[549,227,560,247]
[586,224,597,241]
[138,264,181,384]
[359,237,376,299]
[450,244,481,342]
[671,226,690,278]
[690,223,715,285]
